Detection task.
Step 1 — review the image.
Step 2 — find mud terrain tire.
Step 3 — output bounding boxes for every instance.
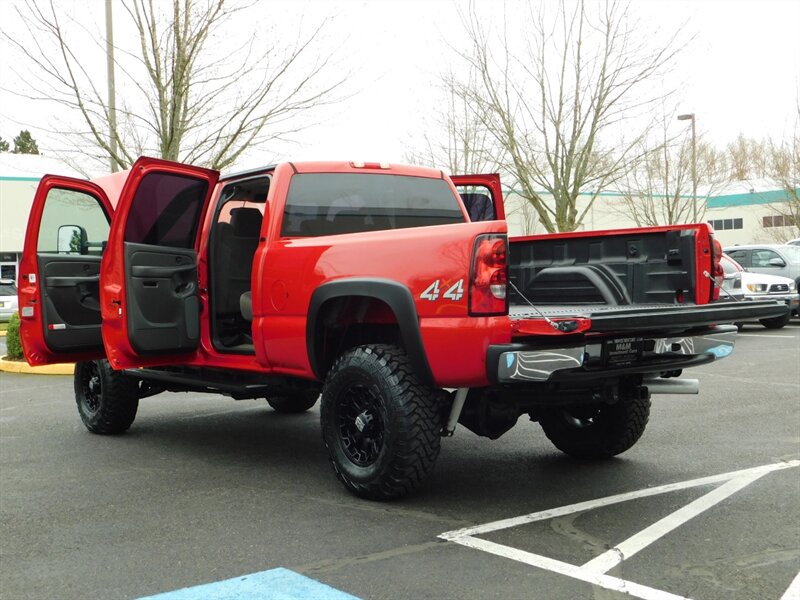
[267,391,319,413]
[320,344,442,500]
[539,396,651,459]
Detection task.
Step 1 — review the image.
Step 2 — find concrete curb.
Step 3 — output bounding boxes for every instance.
[0,356,74,375]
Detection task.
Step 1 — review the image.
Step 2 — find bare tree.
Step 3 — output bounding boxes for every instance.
[447,0,686,233]
[4,0,345,172]
[761,108,800,241]
[618,113,727,226]
[405,72,499,176]
[727,134,768,181]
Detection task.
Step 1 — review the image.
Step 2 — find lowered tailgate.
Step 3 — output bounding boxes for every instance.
[509,300,788,334]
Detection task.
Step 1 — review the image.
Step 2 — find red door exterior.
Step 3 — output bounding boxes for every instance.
[18,176,114,365]
[100,157,219,370]
[450,174,505,220]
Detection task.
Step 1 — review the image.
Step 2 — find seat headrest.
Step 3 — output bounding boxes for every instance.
[461,193,495,221]
[230,207,263,238]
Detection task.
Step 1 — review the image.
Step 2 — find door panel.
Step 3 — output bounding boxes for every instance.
[38,256,103,352]
[451,174,505,221]
[19,176,113,366]
[124,242,199,354]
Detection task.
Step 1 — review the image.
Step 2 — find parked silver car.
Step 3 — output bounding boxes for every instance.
[718,254,798,328]
[0,279,18,322]
[724,244,800,296]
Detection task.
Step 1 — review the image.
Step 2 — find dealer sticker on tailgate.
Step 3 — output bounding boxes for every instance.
[603,337,643,367]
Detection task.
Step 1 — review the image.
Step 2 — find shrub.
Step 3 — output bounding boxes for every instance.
[5,312,23,360]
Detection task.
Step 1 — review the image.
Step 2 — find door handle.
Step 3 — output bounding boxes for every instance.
[174,282,196,298]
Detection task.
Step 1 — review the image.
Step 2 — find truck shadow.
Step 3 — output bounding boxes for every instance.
[105,400,672,509]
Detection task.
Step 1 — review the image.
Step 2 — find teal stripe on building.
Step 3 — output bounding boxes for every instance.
[707,188,799,208]
[502,187,799,208]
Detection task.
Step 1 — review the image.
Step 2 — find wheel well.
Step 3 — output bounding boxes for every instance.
[313,296,402,378]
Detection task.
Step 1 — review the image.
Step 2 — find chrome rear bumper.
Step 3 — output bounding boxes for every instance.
[492,325,737,384]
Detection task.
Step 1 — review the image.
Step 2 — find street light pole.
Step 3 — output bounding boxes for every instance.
[105,0,118,173]
[677,113,697,222]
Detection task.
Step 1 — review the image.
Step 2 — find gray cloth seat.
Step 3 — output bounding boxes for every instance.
[240,291,252,321]
[215,207,262,318]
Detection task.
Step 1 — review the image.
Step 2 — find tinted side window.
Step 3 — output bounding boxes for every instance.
[281,173,464,237]
[726,250,750,267]
[124,173,208,248]
[37,188,110,255]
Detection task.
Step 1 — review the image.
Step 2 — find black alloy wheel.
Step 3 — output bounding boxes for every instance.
[74,359,139,434]
[336,382,386,466]
[79,360,103,415]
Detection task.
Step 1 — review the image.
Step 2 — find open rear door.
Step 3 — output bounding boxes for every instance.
[450,174,505,221]
[101,157,219,370]
[19,176,113,366]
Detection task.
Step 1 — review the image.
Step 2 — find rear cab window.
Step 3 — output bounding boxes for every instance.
[281,173,465,237]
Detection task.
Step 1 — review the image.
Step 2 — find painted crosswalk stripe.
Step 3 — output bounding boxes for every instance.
[137,567,360,600]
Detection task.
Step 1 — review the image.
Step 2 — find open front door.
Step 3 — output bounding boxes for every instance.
[450,174,505,221]
[101,157,219,370]
[19,176,113,366]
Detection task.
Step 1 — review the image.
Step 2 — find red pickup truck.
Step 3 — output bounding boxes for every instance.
[18,157,785,499]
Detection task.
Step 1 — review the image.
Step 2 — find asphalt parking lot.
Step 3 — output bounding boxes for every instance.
[1,322,799,600]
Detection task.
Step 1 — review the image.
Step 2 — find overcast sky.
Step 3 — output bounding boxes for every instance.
[1,0,798,175]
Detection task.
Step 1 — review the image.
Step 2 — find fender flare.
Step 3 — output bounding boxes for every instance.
[306,278,433,385]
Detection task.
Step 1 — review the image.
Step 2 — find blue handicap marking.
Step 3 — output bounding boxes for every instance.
[707,344,733,358]
[138,567,361,600]
[506,354,516,369]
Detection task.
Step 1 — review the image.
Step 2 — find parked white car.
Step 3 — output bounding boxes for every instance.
[718,255,797,328]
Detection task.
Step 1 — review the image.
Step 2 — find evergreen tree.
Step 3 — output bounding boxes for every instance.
[0,136,9,152]
[12,130,40,155]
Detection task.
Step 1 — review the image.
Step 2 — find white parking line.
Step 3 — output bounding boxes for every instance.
[452,535,690,600]
[738,334,797,339]
[581,470,766,573]
[690,371,800,388]
[781,571,800,600]
[440,460,799,600]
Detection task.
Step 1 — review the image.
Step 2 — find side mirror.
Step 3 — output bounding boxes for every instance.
[57,225,88,255]
[768,257,786,267]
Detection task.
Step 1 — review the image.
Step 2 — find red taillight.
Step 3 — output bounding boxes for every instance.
[711,236,723,301]
[470,234,508,315]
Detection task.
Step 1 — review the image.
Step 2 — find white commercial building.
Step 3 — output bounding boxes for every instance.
[0,153,83,280]
[1,152,797,283]
[504,181,799,247]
